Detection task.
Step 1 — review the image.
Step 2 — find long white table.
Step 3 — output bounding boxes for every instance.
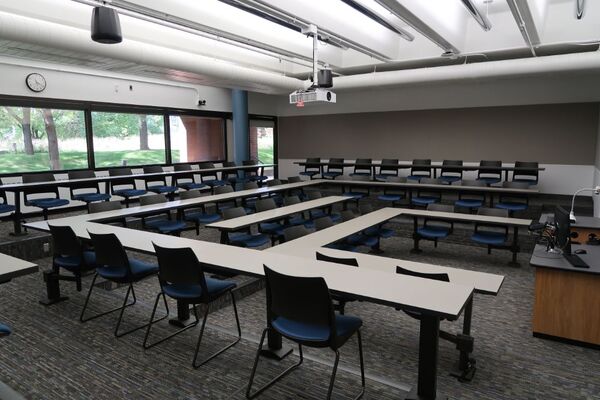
[0,253,38,283]
[25,208,475,400]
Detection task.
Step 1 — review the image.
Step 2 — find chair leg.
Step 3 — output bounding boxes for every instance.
[488,245,492,255]
[246,328,303,399]
[114,284,169,338]
[80,274,136,323]
[192,291,242,368]
[326,350,340,400]
[143,292,200,350]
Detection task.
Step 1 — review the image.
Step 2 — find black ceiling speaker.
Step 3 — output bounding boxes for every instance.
[91,6,122,44]
[317,68,333,88]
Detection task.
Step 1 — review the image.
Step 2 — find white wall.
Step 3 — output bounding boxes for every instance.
[595,107,600,217]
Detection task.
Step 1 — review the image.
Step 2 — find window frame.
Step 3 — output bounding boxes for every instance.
[0,95,236,178]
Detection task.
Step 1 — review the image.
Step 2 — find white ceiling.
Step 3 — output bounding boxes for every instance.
[0,0,599,93]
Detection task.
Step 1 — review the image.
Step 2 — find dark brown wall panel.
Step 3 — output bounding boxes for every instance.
[278,103,599,164]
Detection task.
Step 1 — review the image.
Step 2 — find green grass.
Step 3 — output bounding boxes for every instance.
[258,145,273,164]
[0,149,177,173]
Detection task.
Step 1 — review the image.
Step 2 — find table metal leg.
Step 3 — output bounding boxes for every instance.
[260,326,293,361]
[169,300,191,327]
[509,226,521,267]
[411,216,422,254]
[406,314,441,400]
[10,191,25,236]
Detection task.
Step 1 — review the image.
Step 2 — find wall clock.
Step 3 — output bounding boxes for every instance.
[26,73,46,93]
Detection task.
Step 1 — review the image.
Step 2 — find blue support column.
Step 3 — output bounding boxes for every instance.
[232,89,249,165]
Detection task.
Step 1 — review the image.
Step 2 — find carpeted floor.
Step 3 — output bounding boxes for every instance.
[0,190,598,400]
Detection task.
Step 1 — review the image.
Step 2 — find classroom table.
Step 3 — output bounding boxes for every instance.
[206,196,351,244]
[0,163,275,236]
[0,253,39,337]
[25,213,474,400]
[295,160,545,180]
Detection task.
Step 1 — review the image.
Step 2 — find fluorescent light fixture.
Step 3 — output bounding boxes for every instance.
[460,0,492,31]
[340,0,414,41]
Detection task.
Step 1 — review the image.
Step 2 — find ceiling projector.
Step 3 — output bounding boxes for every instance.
[289,87,336,105]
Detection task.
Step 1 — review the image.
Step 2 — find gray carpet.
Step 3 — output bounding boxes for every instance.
[0,192,599,400]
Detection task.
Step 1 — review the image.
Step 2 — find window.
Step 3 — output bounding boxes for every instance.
[91,111,166,167]
[169,115,225,163]
[0,106,87,173]
[250,119,275,177]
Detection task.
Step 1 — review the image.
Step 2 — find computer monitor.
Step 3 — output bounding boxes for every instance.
[554,206,572,255]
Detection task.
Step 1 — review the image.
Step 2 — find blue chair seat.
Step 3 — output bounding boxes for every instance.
[147,185,178,194]
[114,189,146,198]
[26,198,70,209]
[365,226,394,238]
[0,322,11,337]
[0,204,15,214]
[299,172,319,177]
[178,182,207,191]
[260,222,285,235]
[439,176,461,184]
[417,226,450,239]
[145,219,187,234]
[248,175,269,182]
[346,233,378,247]
[378,194,403,202]
[272,314,362,344]
[203,179,227,187]
[73,193,111,203]
[411,196,439,206]
[54,250,97,272]
[322,172,342,179]
[310,210,342,222]
[477,177,501,185]
[471,232,507,246]
[97,258,158,282]
[163,278,236,301]
[288,216,311,226]
[495,202,527,212]
[184,212,221,224]
[455,199,483,209]
[229,233,270,247]
[326,242,357,252]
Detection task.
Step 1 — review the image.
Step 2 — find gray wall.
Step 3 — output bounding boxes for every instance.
[278,103,599,165]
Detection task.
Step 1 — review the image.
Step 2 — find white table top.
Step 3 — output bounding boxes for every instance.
[334,179,538,194]
[31,220,472,319]
[399,208,532,227]
[206,196,350,230]
[0,253,38,282]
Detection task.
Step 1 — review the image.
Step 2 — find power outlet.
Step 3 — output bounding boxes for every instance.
[43,242,50,254]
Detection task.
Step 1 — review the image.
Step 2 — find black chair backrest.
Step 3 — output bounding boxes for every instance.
[380,159,399,174]
[478,207,508,218]
[351,175,370,182]
[49,224,81,257]
[475,207,509,234]
[478,160,502,178]
[243,160,260,176]
[89,232,129,270]
[287,176,301,183]
[255,198,277,212]
[358,203,373,214]
[316,252,358,267]
[283,225,310,242]
[306,191,322,200]
[440,160,463,176]
[143,166,168,186]
[427,203,454,213]
[174,164,195,184]
[221,161,238,180]
[314,216,334,231]
[411,159,432,176]
[153,244,208,300]
[513,161,539,181]
[214,185,233,195]
[264,265,334,336]
[327,158,344,173]
[502,181,529,189]
[68,170,100,193]
[223,206,246,220]
[387,176,407,183]
[144,165,164,174]
[140,194,167,206]
[305,158,321,173]
[22,172,59,198]
[179,190,203,200]
[198,163,218,180]
[174,164,192,172]
[396,266,449,282]
[340,210,355,222]
[267,179,282,187]
[243,181,259,190]
[353,158,371,174]
[460,179,486,187]
[283,195,301,206]
[89,200,122,213]
[109,168,135,189]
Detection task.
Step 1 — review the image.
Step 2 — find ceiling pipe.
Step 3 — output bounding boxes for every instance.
[332,51,600,91]
[576,0,585,20]
[506,0,540,57]
[340,0,414,41]
[460,0,492,31]
[0,10,308,93]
